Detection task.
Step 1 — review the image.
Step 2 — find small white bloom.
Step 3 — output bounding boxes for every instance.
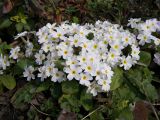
[120,56,133,70]
[154,53,160,65]
[0,54,10,70]
[35,50,45,65]
[64,66,82,80]
[9,46,20,59]
[38,66,47,81]
[79,73,93,86]
[23,66,35,81]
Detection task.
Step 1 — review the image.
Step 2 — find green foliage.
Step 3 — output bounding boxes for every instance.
[0,75,16,90]
[86,32,94,40]
[80,89,93,111]
[110,67,123,90]
[139,51,151,66]
[62,80,79,94]
[0,19,12,29]
[0,42,11,54]
[13,58,34,75]
[125,67,158,101]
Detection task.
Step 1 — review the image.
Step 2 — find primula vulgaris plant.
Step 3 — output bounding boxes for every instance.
[0,18,160,96]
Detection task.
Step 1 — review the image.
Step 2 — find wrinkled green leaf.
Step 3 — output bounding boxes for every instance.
[139,51,151,66]
[80,89,93,111]
[110,67,123,90]
[0,19,12,29]
[0,75,16,90]
[90,111,104,120]
[50,83,62,99]
[36,81,51,93]
[62,80,79,94]
[16,23,23,32]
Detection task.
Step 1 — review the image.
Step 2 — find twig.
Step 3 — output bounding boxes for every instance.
[81,105,103,120]
[30,103,50,116]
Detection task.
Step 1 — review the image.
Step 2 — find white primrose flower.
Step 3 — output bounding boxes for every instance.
[38,66,47,81]
[23,66,35,81]
[131,45,140,61]
[66,56,79,67]
[12,18,160,95]
[127,18,141,28]
[51,70,65,82]
[35,50,45,65]
[64,66,82,80]
[9,46,20,59]
[97,78,111,91]
[79,73,93,86]
[0,54,10,70]
[41,42,55,53]
[68,34,82,47]
[120,55,133,70]
[154,53,160,65]
[45,63,55,77]
[137,33,151,46]
[58,46,73,59]
[25,41,34,57]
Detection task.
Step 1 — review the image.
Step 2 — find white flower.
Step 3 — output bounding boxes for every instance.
[69,34,82,47]
[154,53,160,65]
[38,66,47,81]
[127,18,141,28]
[97,78,111,91]
[51,70,65,82]
[41,42,54,53]
[101,64,114,80]
[57,46,73,59]
[137,33,151,46]
[79,73,93,86]
[64,66,82,80]
[45,63,55,77]
[9,46,20,59]
[120,56,133,70]
[0,54,10,70]
[66,56,79,67]
[23,66,35,81]
[35,50,45,65]
[131,45,140,60]
[25,41,33,57]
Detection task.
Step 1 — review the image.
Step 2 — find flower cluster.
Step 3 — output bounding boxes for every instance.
[0,18,160,96]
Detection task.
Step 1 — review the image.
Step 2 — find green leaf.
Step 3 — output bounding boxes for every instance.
[86,32,94,40]
[0,81,3,94]
[72,16,79,24]
[0,19,12,29]
[62,80,79,94]
[80,89,93,111]
[13,59,34,75]
[142,81,158,100]
[118,107,133,120]
[110,67,123,90]
[16,23,24,32]
[90,111,104,120]
[139,51,151,66]
[0,42,11,54]
[0,75,16,90]
[50,83,62,99]
[36,81,51,93]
